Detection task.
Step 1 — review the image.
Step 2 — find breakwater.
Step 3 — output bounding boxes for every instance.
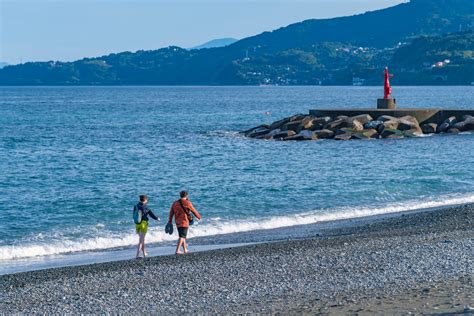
[244,110,474,141]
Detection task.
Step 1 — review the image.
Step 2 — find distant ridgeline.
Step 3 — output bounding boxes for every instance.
[1,0,473,85]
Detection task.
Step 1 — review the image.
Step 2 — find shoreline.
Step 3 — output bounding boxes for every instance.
[1,201,471,276]
[0,243,256,276]
[1,203,472,313]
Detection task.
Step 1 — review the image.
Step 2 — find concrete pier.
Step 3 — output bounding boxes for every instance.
[377,98,396,109]
[309,109,474,124]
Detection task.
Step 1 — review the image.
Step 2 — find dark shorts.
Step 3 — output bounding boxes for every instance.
[178,227,188,238]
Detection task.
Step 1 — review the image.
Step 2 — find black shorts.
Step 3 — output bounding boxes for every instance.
[178,227,188,238]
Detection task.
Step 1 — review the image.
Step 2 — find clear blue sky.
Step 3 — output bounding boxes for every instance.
[0,0,405,64]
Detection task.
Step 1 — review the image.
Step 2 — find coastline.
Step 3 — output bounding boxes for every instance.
[1,203,472,313]
[2,200,472,275]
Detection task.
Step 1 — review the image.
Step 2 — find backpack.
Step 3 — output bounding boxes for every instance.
[133,205,143,224]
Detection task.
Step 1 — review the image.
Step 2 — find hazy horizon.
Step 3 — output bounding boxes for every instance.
[1,0,405,64]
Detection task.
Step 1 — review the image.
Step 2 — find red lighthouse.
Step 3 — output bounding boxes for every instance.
[384,67,393,99]
[377,67,396,109]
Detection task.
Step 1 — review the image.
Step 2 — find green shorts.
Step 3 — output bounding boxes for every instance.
[135,221,148,234]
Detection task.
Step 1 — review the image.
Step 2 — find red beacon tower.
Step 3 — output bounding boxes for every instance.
[378,67,396,109]
[384,67,393,99]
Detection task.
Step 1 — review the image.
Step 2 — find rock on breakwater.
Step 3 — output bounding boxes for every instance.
[243,113,474,141]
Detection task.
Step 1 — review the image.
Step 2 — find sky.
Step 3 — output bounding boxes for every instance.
[0,0,405,64]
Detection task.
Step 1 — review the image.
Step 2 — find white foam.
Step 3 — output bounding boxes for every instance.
[417,133,435,137]
[1,193,473,261]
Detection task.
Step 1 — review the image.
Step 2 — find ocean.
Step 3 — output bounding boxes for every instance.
[1,86,473,274]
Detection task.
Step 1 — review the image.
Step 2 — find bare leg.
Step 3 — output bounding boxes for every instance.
[176,237,185,254]
[183,239,188,254]
[136,233,144,258]
[142,233,148,257]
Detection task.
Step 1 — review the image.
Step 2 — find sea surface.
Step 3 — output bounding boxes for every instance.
[1,86,474,274]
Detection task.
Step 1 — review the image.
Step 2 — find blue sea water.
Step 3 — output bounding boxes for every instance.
[1,86,474,269]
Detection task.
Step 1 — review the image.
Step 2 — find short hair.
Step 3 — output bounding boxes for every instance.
[139,195,148,202]
[180,191,188,198]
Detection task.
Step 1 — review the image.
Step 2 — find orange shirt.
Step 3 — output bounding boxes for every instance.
[168,199,201,228]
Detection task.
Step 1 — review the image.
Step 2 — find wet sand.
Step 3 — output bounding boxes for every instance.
[1,204,473,314]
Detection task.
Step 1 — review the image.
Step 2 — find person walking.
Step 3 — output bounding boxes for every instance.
[133,195,159,259]
[168,191,201,254]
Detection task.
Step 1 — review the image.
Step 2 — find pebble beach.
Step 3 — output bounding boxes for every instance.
[1,204,473,314]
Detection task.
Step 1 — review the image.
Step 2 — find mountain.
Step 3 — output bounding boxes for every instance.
[190,38,238,50]
[0,62,8,69]
[0,0,473,86]
[391,31,474,85]
[225,31,474,86]
[232,0,473,53]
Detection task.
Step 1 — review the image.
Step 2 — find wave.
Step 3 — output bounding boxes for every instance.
[1,193,474,261]
[204,130,243,138]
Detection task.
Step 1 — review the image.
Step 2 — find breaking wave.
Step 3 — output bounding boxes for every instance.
[1,193,474,261]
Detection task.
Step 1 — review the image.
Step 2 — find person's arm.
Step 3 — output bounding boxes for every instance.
[188,201,201,220]
[168,205,174,224]
[148,209,159,221]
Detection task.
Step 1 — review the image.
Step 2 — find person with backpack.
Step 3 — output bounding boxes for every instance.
[133,195,159,259]
[168,191,201,254]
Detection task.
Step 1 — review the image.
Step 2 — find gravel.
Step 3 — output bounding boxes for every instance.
[0,204,473,314]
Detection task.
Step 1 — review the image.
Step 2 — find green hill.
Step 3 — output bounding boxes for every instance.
[391,31,474,85]
[0,0,473,86]
[232,0,473,52]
